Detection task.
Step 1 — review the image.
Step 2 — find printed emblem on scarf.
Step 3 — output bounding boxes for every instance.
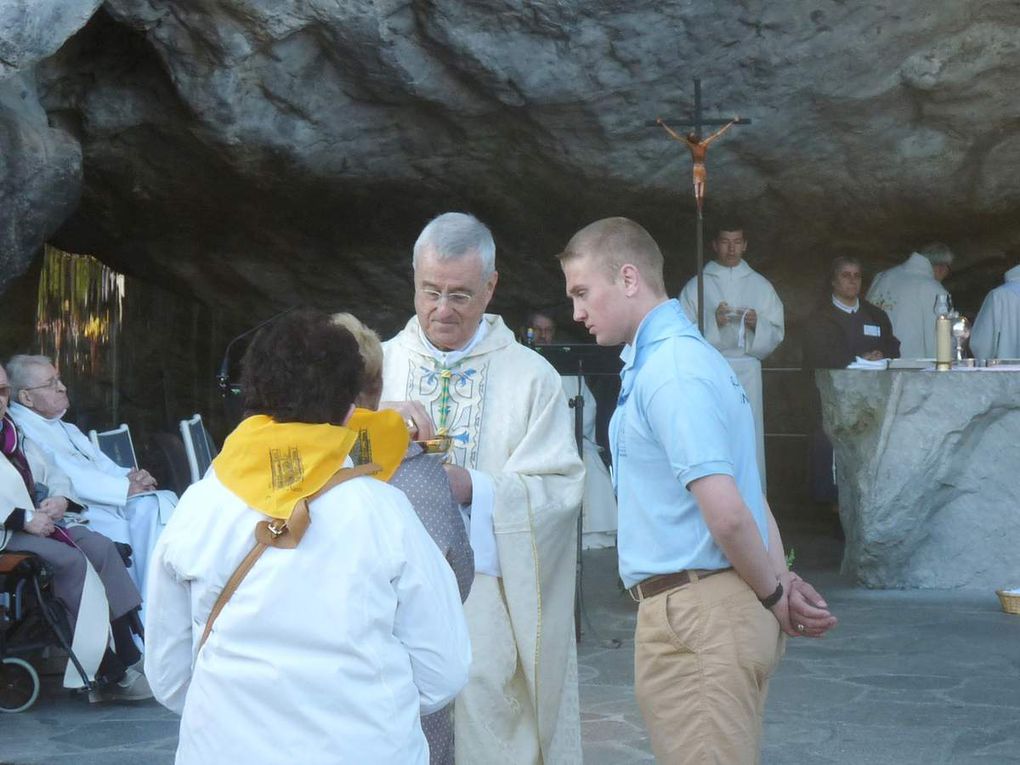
[270,447,304,488]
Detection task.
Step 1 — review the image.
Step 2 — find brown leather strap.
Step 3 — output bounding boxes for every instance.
[198,462,380,651]
[628,567,732,602]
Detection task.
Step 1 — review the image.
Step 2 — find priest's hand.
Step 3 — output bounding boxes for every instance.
[862,350,884,361]
[744,308,758,330]
[444,464,473,505]
[379,400,435,441]
[786,572,837,638]
[715,302,731,327]
[24,513,56,537]
[38,496,68,520]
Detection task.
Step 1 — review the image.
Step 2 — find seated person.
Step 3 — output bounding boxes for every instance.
[334,311,474,765]
[145,308,470,765]
[6,355,176,612]
[0,363,149,702]
[802,256,900,511]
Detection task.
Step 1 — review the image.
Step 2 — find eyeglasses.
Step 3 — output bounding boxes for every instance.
[417,288,474,308]
[23,376,62,392]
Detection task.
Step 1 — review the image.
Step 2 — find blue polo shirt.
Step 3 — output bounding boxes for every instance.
[610,299,768,589]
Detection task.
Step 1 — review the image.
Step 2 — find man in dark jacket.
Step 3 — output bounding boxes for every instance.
[803,256,900,508]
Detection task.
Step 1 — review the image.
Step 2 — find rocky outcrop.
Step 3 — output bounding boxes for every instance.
[3,2,1020,334]
[817,368,1020,589]
[0,1,98,293]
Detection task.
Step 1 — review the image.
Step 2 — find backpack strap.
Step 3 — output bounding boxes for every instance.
[198,462,380,651]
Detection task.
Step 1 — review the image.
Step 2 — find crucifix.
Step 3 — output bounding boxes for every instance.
[653,78,751,333]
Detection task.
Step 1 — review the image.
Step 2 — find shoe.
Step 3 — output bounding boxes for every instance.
[89,661,152,703]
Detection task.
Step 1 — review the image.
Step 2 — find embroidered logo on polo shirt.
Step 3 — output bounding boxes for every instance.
[731,375,749,405]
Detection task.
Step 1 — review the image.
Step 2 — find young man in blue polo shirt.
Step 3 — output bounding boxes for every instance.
[558,217,836,764]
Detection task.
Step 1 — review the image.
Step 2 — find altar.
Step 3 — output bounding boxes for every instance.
[816,368,1020,589]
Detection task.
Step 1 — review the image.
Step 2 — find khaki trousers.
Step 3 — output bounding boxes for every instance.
[634,570,785,765]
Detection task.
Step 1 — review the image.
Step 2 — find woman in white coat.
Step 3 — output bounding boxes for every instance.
[145,309,471,765]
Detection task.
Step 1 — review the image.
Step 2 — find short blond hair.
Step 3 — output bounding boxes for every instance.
[557,217,666,295]
[331,313,383,390]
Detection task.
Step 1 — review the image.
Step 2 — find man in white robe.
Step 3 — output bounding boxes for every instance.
[381,213,585,765]
[526,309,617,549]
[970,263,1020,360]
[866,243,954,358]
[679,225,784,489]
[7,355,175,612]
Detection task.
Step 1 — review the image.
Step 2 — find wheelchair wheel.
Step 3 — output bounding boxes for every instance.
[0,657,40,713]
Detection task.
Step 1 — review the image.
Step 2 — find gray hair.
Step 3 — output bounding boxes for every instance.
[412,212,496,277]
[6,354,53,399]
[917,242,954,267]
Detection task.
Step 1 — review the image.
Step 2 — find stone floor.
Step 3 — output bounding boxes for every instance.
[3,519,1020,764]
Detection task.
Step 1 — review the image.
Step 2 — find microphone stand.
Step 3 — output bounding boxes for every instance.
[534,340,622,649]
[216,306,298,396]
[216,307,298,428]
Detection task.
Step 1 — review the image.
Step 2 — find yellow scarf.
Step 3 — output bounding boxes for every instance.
[346,407,410,483]
[212,415,359,519]
[212,412,409,519]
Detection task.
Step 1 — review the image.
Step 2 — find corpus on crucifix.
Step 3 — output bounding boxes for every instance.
[657,116,739,213]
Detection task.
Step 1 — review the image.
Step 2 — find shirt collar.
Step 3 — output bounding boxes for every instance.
[419,319,489,368]
[619,300,698,400]
[9,401,64,426]
[832,295,860,314]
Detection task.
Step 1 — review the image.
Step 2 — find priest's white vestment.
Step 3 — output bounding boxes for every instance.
[382,315,585,765]
[680,260,784,489]
[9,402,175,610]
[866,252,948,358]
[561,375,617,549]
[970,264,1020,360]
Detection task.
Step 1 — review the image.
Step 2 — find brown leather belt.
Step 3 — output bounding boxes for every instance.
[628,567,732,602]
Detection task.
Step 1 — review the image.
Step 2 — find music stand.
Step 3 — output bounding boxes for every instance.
[535,342,622,649]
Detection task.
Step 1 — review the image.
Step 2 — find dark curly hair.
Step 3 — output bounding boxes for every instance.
[239,308,364,425]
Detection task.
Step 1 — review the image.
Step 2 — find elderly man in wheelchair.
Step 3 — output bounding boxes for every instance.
[1,363,148,708]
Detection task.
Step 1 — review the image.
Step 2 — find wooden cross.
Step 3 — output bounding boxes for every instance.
[652,78,751,332]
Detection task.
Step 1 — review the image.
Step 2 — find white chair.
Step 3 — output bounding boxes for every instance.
[180,414,217,485]
[88,423,139,470]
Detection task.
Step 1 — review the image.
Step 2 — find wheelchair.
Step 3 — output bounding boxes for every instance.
[0,550,93,712]
[0,541,142,713]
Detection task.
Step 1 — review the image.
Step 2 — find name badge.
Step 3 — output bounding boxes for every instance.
[863,324,881,337]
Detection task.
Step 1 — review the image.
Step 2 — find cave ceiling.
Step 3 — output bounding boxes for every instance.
[2,1,1020,339]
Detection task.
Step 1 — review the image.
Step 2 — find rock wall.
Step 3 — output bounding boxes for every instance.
[3,1,1020,338]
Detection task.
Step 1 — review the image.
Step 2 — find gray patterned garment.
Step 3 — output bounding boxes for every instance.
[390,443,474,765]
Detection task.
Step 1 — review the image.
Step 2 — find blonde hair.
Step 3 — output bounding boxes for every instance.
[331,313,383,390]
[557,217,666,295]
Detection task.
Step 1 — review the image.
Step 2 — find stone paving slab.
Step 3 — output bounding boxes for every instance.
[3,523,1020,764]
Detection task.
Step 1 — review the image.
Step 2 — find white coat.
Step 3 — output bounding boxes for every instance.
[866,253,948,358]
[145,470,471,765]
[970,264,1020,360]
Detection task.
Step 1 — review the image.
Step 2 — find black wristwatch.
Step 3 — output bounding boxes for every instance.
[759,581,784,609]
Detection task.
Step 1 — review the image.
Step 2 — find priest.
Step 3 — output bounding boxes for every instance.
[381,212,585,765]
[866,243,954,358]
[679,224,784,489]
[970,263,1020,360]
[6,355,176,611]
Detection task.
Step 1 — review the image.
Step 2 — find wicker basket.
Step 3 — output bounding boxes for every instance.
[995,590,1020,615]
